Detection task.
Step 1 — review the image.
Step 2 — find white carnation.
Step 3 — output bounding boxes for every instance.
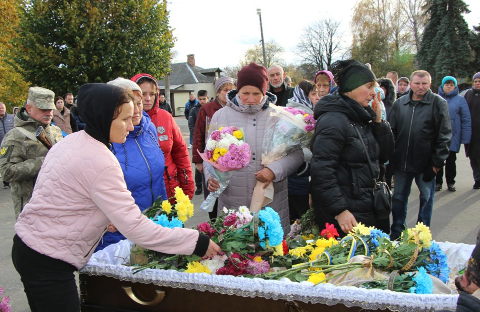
[217,138,232,149]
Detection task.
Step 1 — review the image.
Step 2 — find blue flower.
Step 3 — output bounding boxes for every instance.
[422,242,450,283]
[169,216,183,228]
[411,267,433,294]
[258,207,284,249]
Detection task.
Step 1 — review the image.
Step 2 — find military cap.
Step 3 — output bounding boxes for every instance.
[27,87,56,110]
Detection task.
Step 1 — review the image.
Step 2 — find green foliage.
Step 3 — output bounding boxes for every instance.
[0,0,30,108]
[468,24,480,73]
[417,0,472,84]
[12,0,174,97]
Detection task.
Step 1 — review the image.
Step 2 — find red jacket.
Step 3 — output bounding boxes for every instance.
[192,98,224,163]
[131,73,194,201]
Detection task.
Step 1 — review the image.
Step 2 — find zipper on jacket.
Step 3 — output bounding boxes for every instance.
[84,228,108,258]
[134,136,154,204]
[404,105,416,171]
[183,168,188,185]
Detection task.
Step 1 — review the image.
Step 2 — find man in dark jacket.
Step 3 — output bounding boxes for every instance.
[158,93,173,115]
[388,70,452,240]
[267,65,294,107]
[465,72,480,189]
[185,93,198,148]
[188,90,209,195]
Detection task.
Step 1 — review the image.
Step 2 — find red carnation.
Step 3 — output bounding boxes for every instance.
[197,222,216,238]
[223,213,237,227]
[321,223,339,239]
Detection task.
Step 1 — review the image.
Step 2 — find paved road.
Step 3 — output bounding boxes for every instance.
[1,116,479,311]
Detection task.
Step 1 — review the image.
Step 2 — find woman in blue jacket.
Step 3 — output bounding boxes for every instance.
[435,76,472,192]
[95,78,168,251]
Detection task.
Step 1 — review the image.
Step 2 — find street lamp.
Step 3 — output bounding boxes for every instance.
[257,8,267,68]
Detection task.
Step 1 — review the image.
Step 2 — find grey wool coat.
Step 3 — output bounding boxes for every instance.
[204,90,304,234]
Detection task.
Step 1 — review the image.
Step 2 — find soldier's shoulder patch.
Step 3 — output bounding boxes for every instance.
[0,146,12,159]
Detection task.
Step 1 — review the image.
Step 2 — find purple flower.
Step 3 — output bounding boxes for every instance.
[211,130,222,141]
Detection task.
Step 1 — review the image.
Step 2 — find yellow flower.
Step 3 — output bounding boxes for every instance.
[302,234,315,241]
[273,243,284,256]
[213,148,221,155]
[309,247,326,262]
[185,261,211,274]
[254,256,263,263]
[288,245,313,258]
[212,154,220,162]
[219,127,224,131]
[161,200,172,214]
[352,223,370,236]
[303,114,309,118]
[174,187,186,202]
[219,148,228,156]
[307,272,326,285]
[233,130,243,139]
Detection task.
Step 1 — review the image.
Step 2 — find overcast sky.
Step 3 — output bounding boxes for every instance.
[168,0,480,69]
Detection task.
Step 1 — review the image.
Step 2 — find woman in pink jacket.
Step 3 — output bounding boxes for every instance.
[12,83,220,312]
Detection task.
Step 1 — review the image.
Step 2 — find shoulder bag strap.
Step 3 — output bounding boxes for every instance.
[352,124,377,182]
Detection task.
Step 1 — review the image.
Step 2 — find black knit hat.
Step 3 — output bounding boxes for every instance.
[330,60,376,93]
[236,62,268,95]
[77,83,125,148]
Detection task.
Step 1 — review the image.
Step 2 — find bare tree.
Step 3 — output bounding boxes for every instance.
[296,18,343,71]
[402,0,428,52]
[242,40,285,68]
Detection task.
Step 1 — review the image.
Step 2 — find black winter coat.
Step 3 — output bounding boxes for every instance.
[188,103,202,134]
[310,93,394,233]
[465,88,480,158]
[437,292,480,312]
[388,89,451,172]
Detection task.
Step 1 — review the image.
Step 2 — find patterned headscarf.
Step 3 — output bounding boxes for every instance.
[290,85,313,110]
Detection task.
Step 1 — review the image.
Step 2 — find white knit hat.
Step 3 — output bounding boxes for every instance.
[107,77,142,93]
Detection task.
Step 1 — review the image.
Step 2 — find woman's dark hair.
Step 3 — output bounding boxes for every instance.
[297,80,317,96]
[54,96,64,103]
[113,88,135,119]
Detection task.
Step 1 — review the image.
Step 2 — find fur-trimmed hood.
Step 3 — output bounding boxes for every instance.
[377,78,396,107]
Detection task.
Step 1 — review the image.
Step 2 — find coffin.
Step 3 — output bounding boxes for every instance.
[79,240,474,312]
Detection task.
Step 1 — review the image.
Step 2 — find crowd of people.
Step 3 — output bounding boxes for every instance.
[1,62,480,311]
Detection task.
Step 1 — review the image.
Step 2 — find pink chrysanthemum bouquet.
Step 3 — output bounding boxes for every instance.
[199,126,251,212]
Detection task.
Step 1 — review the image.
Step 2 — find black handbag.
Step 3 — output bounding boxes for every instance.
[353,125,392,220]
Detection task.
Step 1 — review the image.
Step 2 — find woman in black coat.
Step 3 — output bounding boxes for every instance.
[310,60,394,236]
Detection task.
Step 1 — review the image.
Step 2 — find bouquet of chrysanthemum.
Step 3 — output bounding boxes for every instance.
[199,125,251,212]
[0,287,11,312]
[142,186,194,227]
[261,102,315,166]
[131,187,195,266]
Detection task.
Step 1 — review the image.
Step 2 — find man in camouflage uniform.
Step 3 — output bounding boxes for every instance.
[0,87,63,219]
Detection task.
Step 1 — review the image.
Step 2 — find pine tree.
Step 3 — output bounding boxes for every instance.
[417,0,472,85]
[12,0,174,96]
[469,24,480,73]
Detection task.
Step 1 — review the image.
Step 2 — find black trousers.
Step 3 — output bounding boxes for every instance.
[12,235,80,312]
[195,168,203,189]
[288,195,309,222]
[436,151,457,185]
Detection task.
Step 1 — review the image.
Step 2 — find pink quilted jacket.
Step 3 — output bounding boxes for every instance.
[16,131,201,269]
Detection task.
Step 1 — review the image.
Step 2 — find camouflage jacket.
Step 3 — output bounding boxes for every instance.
[0,109,63,217]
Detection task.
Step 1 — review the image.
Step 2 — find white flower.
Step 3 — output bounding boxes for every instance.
[200,254,228,274]
[218,137,232,150]
[206,139,217,151]
[238,206,250,214]
[222,207,229,214]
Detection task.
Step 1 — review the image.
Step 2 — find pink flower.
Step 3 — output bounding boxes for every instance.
[197,222,216,237]
[210,130,222,141]
[305,124,315,132]
[223,213,237,227]
[245,259,270,275]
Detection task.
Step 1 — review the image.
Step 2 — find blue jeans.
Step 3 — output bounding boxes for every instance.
[390,169,436,238]
[189,129,193,145]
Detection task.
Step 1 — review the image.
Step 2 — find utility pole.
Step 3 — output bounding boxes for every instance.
[257,8,267,68]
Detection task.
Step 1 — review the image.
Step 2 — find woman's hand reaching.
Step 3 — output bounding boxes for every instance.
[204,240,221,257]
[335,210,357,234]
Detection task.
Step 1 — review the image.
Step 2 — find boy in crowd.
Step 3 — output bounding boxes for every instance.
[189,90,209,195]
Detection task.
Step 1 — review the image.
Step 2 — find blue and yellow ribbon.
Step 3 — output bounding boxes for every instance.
[340,234,370,260]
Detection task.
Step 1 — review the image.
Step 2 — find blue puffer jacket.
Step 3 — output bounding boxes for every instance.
[438,86,471,153]
[95,112,168,251]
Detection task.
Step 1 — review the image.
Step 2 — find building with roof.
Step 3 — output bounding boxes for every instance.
[157,54,222,116]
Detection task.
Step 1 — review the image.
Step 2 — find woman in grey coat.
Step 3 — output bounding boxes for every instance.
[205,63,304,234]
